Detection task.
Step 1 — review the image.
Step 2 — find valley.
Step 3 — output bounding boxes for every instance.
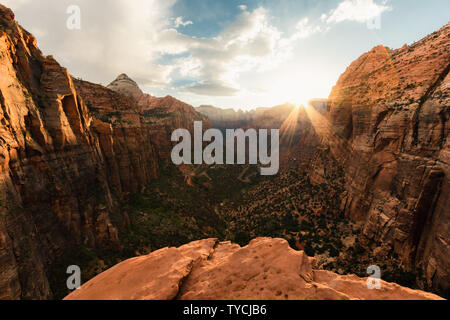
[0,4,448,300]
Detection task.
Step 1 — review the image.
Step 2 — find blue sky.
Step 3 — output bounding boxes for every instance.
[3,0,450,110]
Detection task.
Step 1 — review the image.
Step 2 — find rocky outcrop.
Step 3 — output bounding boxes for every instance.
[106,74,209,161]
[325,23,450,295]
[106,74,210,163]
[65,238,444,300]
[73,79,158,197]
[107,73,209,132]
[0,4,206,299]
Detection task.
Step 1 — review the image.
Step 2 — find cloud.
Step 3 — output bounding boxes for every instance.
[5,0,294,96]
[174,16,193,28]
[294,18,323,39]
[180,81,240,96]
[3,0,393,101]
[2,0,29,9]
[326,0,391,24]
[155,7,289,96]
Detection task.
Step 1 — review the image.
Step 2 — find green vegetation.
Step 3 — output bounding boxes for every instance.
[119,193,209,254]
[48,150,433,298]
[48,163,263,298]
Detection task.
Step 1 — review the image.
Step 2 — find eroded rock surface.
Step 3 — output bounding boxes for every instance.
[1,3,449,300]
[0,4,206,299]
[325,23,450,294]
[65,238,444,300]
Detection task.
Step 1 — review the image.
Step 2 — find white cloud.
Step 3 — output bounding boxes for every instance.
[294,18,323,39]
[326,0,391,24]
[174,16,193,28]
[6,0,291,96]
[2,0,30,9]
[181,81,239,96]
[154,7,290,96]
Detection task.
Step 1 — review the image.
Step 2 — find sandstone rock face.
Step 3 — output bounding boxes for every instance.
[325,23,450,295]
[74,75,208,195]
[73,79,159,197]
[65,238,444,300]
[107,74,209,161]
[0,5,113,299]
[107,73,209,132]
[0,4,206,299]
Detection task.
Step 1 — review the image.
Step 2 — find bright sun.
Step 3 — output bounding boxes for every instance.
[265,86,310,107]
[265,74,315,107]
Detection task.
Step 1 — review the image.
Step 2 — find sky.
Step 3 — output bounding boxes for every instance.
[2,0,449,110]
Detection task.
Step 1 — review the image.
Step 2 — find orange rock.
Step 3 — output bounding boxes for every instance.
[65,238,444,300]
[326,23,450,294]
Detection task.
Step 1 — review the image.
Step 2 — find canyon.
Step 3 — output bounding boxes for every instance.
[0,4,448,300]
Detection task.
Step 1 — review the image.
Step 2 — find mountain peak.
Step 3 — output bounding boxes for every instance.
[0,4,15,21]
[107,73,143,101]
[115,73,134,81]
[109,73,139,87]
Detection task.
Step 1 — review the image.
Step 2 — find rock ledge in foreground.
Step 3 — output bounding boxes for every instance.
[65,238,444,300]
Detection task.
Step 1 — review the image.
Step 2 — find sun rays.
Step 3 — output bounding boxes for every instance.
[280,106,301,148]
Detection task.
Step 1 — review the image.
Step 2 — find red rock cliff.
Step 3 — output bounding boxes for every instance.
[326,23,449,295]
[0,4,206,299]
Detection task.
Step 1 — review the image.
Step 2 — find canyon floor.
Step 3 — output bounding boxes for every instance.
[54,160,435,299]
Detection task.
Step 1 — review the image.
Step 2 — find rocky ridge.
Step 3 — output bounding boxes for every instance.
[65,237,443,300]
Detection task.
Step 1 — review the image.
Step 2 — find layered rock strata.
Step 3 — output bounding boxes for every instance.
[0,5,205,299]
[325,24,450,294]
